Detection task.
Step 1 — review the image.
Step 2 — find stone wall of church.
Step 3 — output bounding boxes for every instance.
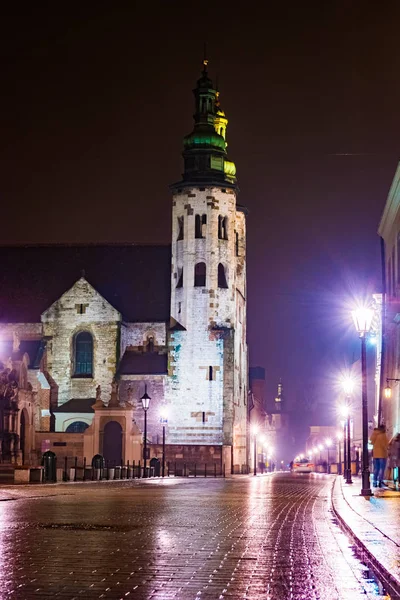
[119,376,166,442]
[120,322,167,356]
[168,185,248,467]
[167,327,224,445]
[171,186,237,330]
[42,278,121,406]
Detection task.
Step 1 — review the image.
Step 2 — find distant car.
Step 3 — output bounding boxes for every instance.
[292,458,314,473]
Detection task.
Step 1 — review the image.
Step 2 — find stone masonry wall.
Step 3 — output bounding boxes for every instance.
[168,185,248,464]
[120,322,166,357]
[42,278,121,406]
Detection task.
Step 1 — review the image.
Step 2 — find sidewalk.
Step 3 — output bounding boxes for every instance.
[332,474,400,597]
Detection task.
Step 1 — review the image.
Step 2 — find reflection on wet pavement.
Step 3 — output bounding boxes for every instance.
[0,474,394,598]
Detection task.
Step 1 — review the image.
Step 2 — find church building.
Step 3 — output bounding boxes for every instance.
[0,62,249,475]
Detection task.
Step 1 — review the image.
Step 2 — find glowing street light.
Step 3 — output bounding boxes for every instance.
[159,406,168,477]
[340,380,352,485]
[140,385,151,478]
[352,304,374,497]
[252,424,258,476]
[341,376,355,396]
[325,438,332,473]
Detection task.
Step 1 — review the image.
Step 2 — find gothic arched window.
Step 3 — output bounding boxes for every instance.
[218,263,228,289]
[74,331,93,377]
[194,262,206,287]
[218,215,228,240]
[195,214,207,239]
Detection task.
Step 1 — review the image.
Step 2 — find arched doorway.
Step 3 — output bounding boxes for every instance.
[20,409,29,465]
[103,421,123,467]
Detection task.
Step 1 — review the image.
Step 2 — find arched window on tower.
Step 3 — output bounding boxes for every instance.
[195,214,207,239]
[74,331,93,377]
[177,216,184,241]
[218,216,228,240]
[176,267,183,288]
[194,262,206,287]
[147,336,154,352]
[218,263,228,289]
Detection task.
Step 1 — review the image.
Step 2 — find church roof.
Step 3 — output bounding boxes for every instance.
[53,398,95,413]
[0,244,171,323]
[118,351,168,375]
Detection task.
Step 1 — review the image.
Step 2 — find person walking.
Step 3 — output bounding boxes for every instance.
[370,425,389,488]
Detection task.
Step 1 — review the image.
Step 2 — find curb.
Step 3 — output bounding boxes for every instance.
[331,476,400,599]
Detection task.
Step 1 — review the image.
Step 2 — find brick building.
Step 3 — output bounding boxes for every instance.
[0,63,249,473]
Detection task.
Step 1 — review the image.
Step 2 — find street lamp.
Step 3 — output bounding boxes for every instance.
[384,378,400,399]
[252,424,258,476]
[141,385,151,478]
[352,305,374,497]
[340,392,352,485]
[160,406,168,478]
[325,438,332,473]
[337,431,343,475]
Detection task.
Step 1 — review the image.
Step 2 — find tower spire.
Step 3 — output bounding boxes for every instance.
[171,58,237,190]
[203,42,208,73]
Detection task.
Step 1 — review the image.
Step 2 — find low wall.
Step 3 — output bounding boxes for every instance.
[34,432,84,465]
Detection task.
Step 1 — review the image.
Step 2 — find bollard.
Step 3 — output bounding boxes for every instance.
[127,460,130,479]
[74,457,78,482]
[138,460,141,478]
[194,463,197,478]
[64,456,68,481]
[223,463,225,478]
[83,457,86,481]
[174,462,177,477]
[133,460,135,479]
[167,461,170,477]
[184,463,186,477]
[205,463,207,478]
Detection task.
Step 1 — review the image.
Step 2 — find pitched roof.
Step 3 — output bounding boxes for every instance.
[53,398,95,413]
[118,351,168,375]
[0,244,171,323]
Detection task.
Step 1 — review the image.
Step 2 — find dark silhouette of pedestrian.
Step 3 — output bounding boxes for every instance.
[370,425,389,488]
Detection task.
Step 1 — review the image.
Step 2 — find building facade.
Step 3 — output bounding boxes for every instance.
[378,162,400,438]
[0,63,249,474]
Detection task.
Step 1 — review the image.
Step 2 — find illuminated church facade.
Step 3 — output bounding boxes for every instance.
[0,63,248,474]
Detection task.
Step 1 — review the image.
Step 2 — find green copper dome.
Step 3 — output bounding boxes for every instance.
[183,129,226,152]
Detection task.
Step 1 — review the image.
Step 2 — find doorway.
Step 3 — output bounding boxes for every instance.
[103,421,123,467]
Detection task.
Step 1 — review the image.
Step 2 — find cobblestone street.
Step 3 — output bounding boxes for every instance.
[0,474,392,599]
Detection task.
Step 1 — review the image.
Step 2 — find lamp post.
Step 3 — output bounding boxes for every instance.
[337,432,343,475]
[325,438,332,473]
[340,377,354,485]
[160,406,168,478]
[141,385,151,478]
[352,305,374,496]
[341,418,347,480]
[252,425,258,476]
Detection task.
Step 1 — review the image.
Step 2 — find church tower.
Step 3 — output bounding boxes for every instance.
[167,61,248,472]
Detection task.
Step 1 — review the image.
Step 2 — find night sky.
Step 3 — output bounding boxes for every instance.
[2,3,400,445]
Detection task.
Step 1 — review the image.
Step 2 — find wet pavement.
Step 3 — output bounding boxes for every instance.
[333,474,400,594]
[0,473,393,599]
